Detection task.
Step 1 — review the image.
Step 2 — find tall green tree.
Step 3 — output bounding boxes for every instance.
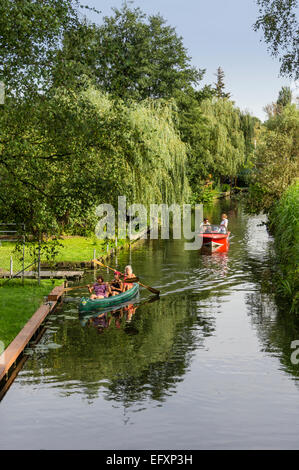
[214,67,231,99]
[277,86,292,109]
[54,4,204,100]
[0,0,83,95]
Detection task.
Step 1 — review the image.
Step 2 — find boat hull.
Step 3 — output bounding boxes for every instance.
[79,283,139,312]
[199,232,230,253]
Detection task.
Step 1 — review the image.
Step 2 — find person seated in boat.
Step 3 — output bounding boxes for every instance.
[123,265,136,291]
[219,213,228,233]
[110,271,124,296]
[200,218,211,232]
[88,276,110,299]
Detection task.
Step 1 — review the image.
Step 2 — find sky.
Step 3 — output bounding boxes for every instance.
[81,0,298,121]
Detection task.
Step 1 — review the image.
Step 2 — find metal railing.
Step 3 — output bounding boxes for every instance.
[0,223,27,283]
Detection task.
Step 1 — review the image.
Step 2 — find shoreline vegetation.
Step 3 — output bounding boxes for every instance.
[268,182,299,313]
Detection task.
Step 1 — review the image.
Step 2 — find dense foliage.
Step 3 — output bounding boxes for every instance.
[0,0,81,95]
[254,0,299,79]
[0,1,256,237]
[247,104,299,213]
[185,98,246,197]
[53,4,204,100]
[0,88,189,234]
[268,182,299,313]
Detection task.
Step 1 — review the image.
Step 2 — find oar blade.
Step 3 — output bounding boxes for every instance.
[141,284,160,295]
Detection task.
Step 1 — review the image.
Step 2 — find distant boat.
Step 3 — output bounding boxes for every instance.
[199,225,230,253]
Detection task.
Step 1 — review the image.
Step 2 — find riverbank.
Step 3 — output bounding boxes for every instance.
[0,236,128,272]
[268,182,299,313]
[0,279,62,348]
[0,232,147,347]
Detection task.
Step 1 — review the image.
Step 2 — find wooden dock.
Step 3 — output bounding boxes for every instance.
[0,270,83,280]
[0,284,65,398]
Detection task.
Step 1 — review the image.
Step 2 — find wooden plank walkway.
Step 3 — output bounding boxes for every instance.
[0,284,65,385]
[0,270,83,280]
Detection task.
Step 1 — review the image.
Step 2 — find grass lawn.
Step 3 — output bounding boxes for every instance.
[0,236,128,272]
[0,279,62,349]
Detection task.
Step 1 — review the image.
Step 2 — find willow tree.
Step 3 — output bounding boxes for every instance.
[0,86,189,235]
[84,88,190,208]
[187,98,245,193]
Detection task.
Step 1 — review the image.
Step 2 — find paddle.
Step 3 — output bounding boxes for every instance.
[64,285,90,292]
[92,259,160,296]
[64,278,139,292]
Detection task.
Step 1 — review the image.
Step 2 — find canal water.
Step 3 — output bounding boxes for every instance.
[1,198,299,449]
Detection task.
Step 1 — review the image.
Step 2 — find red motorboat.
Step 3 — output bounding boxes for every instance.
[199,224,230,253]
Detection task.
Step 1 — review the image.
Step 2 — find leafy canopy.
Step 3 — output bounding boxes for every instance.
[54,3,204,100]
[254,0,299,79]
[247,104,299,213]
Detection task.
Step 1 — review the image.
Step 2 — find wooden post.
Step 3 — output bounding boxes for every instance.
[38,241,41,286]
[93,249,96,269]
[10,256,13,278]
[22,236,25,285]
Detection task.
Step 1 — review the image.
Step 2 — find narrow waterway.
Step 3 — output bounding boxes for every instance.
[1,198,299,450]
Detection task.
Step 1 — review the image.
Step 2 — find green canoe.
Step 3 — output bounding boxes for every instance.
[79,283,139,312]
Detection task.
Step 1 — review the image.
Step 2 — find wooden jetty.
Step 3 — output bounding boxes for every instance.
[0,270,83,280]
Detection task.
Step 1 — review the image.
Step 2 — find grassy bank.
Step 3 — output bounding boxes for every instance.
[268,182,299,313]
[0,236,128,272]
[0,279,62,348]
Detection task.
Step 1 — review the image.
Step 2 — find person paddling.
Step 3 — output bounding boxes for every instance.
[123,265,136,291]
[88,276,110,299]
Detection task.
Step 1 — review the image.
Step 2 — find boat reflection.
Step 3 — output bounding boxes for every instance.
[79,295,160,334]
[200,251,229,277]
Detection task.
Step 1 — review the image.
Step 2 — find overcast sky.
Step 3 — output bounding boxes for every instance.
[82,0,297,121]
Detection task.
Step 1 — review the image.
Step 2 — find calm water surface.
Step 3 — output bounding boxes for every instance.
[1,199,299,449]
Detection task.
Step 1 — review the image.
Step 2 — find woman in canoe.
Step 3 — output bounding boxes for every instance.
[123,265,136,291]
[110,271,124,296]
[88,276,110,299]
